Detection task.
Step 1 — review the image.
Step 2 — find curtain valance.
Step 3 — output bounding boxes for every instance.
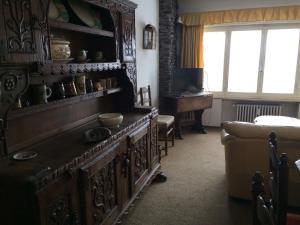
[181,5,300,26]
[180,5,300,68]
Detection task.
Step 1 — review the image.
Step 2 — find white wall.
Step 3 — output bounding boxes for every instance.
[178,0,300,13]
[131,0,159,106]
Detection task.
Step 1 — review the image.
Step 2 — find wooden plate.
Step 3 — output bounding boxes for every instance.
[48,0,69,22]
[68,0,102,29]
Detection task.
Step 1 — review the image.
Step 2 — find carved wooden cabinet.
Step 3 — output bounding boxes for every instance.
[0,0,50,64]
[0,1,162,225]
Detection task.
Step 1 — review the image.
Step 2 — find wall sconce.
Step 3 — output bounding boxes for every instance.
[143,24,156,49]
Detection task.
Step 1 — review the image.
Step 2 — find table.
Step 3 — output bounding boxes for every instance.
[162,92,213,139]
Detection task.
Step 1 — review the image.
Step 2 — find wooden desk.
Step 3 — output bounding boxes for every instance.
[163,92,213,139]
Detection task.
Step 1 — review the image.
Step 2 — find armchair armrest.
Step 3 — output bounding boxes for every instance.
[221,129,236,145]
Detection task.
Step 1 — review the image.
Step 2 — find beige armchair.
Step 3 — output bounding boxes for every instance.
[221,121,300,207]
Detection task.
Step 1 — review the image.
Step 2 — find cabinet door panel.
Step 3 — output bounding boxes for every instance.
[128,124,150,195]
[38,176,81,225]
[80,144,121,225]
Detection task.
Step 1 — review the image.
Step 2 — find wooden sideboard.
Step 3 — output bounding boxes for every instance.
[0,109,160,225]
[0,1,162,225]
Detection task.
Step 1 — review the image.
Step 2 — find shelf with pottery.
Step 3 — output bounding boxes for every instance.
[49,19,114,38]
[9,87,122,119]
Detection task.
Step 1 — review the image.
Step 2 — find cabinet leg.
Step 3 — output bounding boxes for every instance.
[153,171,167,183]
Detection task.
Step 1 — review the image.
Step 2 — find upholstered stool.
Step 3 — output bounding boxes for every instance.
[138,85,175,156]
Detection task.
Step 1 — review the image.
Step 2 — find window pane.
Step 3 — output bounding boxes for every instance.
[203,32,226,92]
[262,29,300,94]
[228,30,261,92]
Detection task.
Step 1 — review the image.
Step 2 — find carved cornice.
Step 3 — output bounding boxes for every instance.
[85,0,137,11]
[35,109,158,191]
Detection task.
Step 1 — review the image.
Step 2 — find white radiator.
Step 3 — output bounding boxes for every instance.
[235,104,282,122]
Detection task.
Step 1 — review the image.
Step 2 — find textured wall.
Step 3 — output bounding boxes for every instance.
[132,0,159,106]
[178,0,300,13]
[159,0,178,102]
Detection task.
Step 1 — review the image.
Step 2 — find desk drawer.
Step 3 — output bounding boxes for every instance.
[177,95,213,113]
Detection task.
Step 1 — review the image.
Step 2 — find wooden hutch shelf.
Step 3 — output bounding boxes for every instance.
[49,19,114,38]
[40,61,122,75]
[9,88,122,120]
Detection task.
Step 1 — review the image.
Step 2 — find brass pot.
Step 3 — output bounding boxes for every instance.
[51,39,71,60]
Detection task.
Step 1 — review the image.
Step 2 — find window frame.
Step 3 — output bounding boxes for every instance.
[203,22,300,102]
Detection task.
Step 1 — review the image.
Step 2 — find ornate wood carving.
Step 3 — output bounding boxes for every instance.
[132,135,148,182]
[85,0,137,12]
[40,62,122,75]
[121,12,135,62]
[34,0,50,61]
[109,9,120,61]
[124,63,137,100]
[48,195,79,225]
[90,161,117,225]
[0,68,29,156]
[2,0,36,53]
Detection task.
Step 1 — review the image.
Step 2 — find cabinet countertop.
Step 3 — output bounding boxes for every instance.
[0,111,156,188]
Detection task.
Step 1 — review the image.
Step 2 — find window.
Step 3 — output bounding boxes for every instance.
[203,24,300,100]
[228,30,261,93]
[203,32,225,92]
[262,29,300,94]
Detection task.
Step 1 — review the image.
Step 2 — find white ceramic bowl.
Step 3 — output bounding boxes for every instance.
[98,113,123,128]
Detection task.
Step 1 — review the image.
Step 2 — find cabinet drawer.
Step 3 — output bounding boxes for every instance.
[177,95,213,113]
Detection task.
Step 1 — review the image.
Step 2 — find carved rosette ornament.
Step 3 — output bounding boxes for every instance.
[2,0,35,53]
[0,69,29,156]
[90,161,117,225]
[132,135,148,182]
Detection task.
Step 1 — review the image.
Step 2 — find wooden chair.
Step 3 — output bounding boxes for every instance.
[139,86,175,155]
[252,132,300,225]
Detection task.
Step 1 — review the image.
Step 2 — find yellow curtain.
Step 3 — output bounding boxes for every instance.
[180,5,300,68]
[181,26,204,68]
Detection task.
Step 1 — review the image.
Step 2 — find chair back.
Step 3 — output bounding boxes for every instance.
[139,85,152,106]
[252,132,289,225]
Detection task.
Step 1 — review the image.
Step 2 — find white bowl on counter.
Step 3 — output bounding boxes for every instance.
[98,113,123,128]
